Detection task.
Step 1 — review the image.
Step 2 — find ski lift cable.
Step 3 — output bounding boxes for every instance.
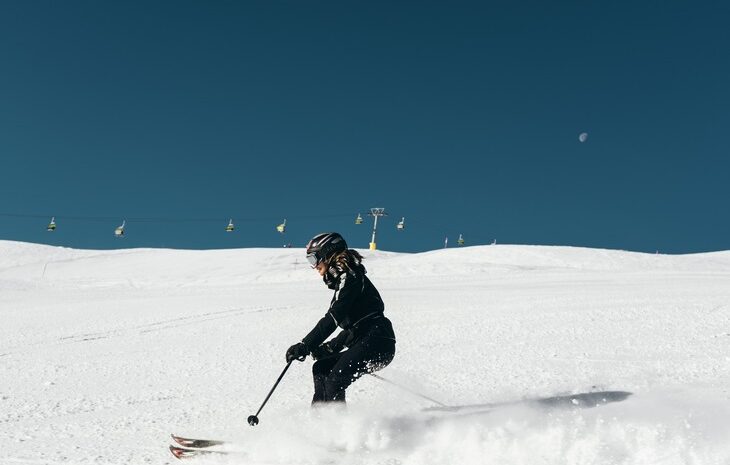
[0,211,354,224]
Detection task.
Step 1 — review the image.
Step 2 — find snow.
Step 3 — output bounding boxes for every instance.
[1,239,729,464]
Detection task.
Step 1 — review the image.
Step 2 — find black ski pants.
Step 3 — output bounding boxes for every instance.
[311,335,395,404]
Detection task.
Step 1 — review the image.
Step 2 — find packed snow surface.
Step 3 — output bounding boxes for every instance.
[1,240,729,464]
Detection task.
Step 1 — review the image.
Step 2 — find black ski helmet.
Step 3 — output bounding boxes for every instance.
[306,232,347,267]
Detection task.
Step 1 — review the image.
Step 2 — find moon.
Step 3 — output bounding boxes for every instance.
[579,132,588,143]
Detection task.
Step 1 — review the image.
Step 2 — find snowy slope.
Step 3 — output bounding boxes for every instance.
[1,240,729,465]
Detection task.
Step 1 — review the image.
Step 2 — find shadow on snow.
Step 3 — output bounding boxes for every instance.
[423,390,633,414]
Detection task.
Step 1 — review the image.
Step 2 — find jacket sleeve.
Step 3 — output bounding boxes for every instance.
[301,313,337,350]
[301,271,363,349]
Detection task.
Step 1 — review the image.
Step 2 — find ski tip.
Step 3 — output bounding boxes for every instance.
[171,433,192,448]
[170,433,189,446]
[170,433,226,448]
[169,445,185,460]
[169,444,225,460]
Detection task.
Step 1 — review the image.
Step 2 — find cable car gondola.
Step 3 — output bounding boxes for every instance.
[114,220,125,238]
[276,219,286,234]
[355,213,363,225]
[226,219,235,232]
[47,217,56,232]
[396,217,405,231]
[457,234,465,246]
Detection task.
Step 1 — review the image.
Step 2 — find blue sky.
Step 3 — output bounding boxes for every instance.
[1,1,728,253]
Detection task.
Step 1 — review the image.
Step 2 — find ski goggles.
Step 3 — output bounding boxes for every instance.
[306,253,320,268]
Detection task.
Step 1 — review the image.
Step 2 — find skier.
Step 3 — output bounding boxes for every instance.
[286,232,396,404]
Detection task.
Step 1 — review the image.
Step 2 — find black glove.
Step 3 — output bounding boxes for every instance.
[310,342,337,361]
[285,342,309,363]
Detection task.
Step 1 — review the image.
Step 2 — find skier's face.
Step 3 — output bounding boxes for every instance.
[315,261,328,276]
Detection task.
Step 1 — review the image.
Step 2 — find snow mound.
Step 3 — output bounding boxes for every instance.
[2,241,729,288]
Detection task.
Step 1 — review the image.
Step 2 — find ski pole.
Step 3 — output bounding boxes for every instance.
[368,373,448,407]
[248,360,293,426]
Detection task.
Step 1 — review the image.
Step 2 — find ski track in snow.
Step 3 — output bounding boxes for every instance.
[0,305,291,357]
[1,241,730,464]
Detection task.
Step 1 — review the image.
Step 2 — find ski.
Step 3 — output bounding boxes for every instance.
[171,433,227,449]
[169,445,229,460]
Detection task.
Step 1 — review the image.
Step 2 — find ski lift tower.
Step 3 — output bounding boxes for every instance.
[368,207,387,250]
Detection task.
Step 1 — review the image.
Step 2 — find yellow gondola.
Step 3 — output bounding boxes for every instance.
[226,219,235,232]
[355,213,363,225]
[396,217,405,231]
[276,219,287,234]
[114,220,125,238]
[457,234,465,246]
[47,217,56,232]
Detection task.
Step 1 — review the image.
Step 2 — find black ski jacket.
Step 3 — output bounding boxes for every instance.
[302,263,395,352]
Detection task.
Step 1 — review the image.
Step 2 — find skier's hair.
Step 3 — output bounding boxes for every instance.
[329,249,365,274]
